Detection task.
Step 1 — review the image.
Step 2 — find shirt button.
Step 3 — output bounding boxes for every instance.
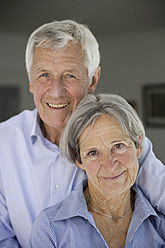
[55,184,61,191]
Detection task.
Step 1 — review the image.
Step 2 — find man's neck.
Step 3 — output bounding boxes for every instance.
[41,121,63,146]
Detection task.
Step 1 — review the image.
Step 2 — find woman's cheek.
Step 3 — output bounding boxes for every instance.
[86,161,101,176]
[118,151,139,168]
[120,152,139,184]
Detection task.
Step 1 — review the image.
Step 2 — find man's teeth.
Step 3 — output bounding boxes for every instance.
[48,103,68,108]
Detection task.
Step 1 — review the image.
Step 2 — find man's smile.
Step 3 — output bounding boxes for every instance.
[47,103,69,108]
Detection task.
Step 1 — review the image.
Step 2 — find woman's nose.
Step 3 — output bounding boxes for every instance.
[101,152,118,170]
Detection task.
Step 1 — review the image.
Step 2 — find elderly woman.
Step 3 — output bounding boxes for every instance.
[30,94,165,248]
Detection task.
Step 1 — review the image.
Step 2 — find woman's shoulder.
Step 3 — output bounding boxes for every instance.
[124,186,165,247]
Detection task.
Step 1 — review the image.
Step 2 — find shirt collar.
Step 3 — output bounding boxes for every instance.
[51,182,160,225]
[51,180,92,222]
[125,185,160,247]
[30,110,43,145]
[30,110,59,152]
[132,184,158,219]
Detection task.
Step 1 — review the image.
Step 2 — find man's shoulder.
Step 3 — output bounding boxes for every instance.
[0,109,37,131]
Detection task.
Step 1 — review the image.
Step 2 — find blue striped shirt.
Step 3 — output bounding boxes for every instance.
[30,181,165,247]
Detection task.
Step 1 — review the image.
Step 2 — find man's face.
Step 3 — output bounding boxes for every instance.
[28,43,98,134]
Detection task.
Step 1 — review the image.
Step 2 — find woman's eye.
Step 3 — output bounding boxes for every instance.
[88,150,97,156]
[112,143,127,153]
[115,143,124,149]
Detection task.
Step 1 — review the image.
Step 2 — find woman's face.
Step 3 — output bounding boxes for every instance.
[76,114,142,198]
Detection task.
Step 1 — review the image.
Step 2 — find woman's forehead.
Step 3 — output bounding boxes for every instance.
[79,114,129,147]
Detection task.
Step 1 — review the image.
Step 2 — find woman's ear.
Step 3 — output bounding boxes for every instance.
[136,135,143,158]
[137,146,143,159]
[75,157,85,170]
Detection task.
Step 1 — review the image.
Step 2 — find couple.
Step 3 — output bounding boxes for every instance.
[30,93,165,247]
[0,19,165,247]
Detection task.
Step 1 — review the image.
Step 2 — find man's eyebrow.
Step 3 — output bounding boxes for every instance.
[33,68,49,74]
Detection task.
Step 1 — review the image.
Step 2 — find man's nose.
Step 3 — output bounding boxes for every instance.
[48,78,66,98]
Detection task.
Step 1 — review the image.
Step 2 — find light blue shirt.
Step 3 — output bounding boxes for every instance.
[0,109,165,248]
[0,109,86,248]
[30,181,165,248]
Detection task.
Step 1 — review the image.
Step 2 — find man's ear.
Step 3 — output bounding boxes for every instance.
[29,82,33,94]
[26,66,33,94]
[88,66,101,94]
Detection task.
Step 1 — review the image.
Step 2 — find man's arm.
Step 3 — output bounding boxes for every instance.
[0,174,21,248]
[136,136,165,214]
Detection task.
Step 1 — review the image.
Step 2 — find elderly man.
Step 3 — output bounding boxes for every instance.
[0,20,164,248]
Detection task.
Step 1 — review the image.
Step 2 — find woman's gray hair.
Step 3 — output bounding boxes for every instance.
[60,93,145,164]
[25,19,100,83]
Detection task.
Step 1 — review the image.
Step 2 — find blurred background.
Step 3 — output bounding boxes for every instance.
[1,0,165,162]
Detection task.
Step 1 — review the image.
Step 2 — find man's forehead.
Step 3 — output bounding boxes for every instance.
[33,41,83,55]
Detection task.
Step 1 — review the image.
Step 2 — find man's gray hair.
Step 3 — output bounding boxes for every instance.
[60,93,145,164]
[25,19,100,82]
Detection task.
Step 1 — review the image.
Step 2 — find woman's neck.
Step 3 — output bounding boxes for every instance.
[84,185,133,219]
[84,183,134,248]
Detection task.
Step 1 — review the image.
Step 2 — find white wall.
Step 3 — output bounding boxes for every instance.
[1,29,165,162]
[97,28,165,163]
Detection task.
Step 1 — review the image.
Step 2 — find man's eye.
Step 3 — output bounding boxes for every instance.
[66,74,75,78]
[38,73,52,83]
[40,73,49,77]
[62,73,76,79]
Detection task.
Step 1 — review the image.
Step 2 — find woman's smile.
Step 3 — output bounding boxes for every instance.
[102,170,126,181]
